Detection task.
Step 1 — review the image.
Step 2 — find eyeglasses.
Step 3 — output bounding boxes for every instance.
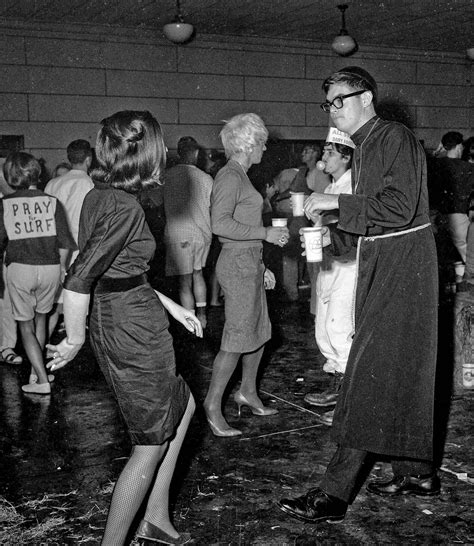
[320,90,365,113]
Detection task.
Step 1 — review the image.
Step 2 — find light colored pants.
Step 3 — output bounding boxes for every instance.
[0,265,18,350]
[448,212,469,263]
[315,259,357,374]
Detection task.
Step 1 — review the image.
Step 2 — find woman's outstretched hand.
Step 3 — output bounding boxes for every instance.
[154,290,203,338]
[46,338,84,371]
[180,309,204,337]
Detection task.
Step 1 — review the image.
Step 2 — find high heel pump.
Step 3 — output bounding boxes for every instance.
[136,519,191,544]
[205,413,242,438]
[234,391,279,417]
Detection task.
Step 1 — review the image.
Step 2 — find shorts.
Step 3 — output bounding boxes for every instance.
[6,263,61,321]
[165,239,211,276]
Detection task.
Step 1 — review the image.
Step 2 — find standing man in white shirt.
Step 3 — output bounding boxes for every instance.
[45,139,94,336]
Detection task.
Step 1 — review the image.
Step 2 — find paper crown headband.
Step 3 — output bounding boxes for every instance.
[326,127,355,149]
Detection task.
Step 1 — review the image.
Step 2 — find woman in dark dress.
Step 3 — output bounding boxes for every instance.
[47,111,202,545]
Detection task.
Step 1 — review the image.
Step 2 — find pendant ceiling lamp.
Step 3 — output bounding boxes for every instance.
[163,0,194,44]
[331,4,358,57]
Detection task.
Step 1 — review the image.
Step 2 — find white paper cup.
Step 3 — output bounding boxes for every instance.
[454,261,465,278]
[290,192,305,216]
[462,363,474,388]
[272,218,288,227]
[301,227,323,262]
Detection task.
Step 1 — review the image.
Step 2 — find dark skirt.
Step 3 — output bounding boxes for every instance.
[89,283,190,445]
[216,245,271,353]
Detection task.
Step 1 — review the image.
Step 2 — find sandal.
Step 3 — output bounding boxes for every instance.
[1,348,23,365]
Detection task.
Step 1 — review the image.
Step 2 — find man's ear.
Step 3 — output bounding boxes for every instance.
[362,90,373,108]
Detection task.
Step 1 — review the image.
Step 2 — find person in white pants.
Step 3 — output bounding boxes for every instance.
[0,262,21,365]
[303,128,356,425]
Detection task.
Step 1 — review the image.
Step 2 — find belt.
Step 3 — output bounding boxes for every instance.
[363,223,431,241]
[95,273,148,294]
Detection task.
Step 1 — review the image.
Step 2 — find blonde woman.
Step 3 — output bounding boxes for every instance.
[204,113,289,437]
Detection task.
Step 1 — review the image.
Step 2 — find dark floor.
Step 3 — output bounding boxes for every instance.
[0,285,473,545]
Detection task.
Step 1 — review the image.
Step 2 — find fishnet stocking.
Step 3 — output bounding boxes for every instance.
[101,395,195,545]
[144,395,195,534]
[101,444,167,545]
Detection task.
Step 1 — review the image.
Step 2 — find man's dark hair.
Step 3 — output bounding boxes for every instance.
[333,142,354,168]
[177,137,200,165]
[66,139,92,165]
[441,131,463,150]
[323,66,378,107]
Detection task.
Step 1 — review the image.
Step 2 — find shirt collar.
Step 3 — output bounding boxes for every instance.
[350,116,379,147]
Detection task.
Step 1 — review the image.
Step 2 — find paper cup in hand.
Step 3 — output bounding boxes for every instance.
[290,192,305,216]
[301,227,323,262]
[272,218,288,227]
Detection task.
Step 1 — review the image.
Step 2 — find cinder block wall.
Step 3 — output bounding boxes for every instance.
[0,22,471,173]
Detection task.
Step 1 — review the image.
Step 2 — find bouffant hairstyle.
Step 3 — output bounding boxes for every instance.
[91,110,166,194]
[3,151,41,190]
[220,113,268,158]
[323,66,378,107]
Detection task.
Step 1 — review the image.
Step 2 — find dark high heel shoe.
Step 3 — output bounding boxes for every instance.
[136,519,191,544]
[233,391,279,417]
[204,411,242,437]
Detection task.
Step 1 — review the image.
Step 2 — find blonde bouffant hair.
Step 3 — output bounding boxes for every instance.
[220,113,268,158]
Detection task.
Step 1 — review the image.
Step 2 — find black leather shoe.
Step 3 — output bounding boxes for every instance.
[277,488,347,523]
[367,473,441,497]
[304,372,344,407]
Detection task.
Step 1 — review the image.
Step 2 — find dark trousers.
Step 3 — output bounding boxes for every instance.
[319,445,435,504]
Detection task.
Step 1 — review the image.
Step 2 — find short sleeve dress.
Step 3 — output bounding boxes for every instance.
[64,184,190,445]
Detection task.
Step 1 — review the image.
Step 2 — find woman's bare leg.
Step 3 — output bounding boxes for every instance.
[203,350,240,430]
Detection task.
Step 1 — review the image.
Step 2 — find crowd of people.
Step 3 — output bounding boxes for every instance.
[0,65,472,543]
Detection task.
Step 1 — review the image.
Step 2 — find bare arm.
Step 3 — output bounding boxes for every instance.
[155,290,203,338]
[46,288,89,371]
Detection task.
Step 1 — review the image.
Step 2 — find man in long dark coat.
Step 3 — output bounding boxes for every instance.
[278,66,439,523]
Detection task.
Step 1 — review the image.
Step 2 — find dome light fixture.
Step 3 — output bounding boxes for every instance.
[331,4,358,57]
[163,0,194,44]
